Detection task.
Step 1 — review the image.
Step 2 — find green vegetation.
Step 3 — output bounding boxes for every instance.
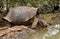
[0,0,59,8]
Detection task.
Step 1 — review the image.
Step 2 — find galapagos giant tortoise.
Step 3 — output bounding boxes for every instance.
[2,6,48,28]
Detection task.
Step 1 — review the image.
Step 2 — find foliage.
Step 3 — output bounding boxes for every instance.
[0,0,59,8]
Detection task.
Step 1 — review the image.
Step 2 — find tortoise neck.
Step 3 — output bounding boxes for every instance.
[36,8,40,15]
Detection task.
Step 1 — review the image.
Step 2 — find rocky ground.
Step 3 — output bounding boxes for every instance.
[0,12,60,39]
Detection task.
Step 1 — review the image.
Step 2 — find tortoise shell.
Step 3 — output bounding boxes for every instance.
[4,6,38,24]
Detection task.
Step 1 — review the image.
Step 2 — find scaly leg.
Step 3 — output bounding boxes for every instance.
[31,16,39,28]
[38,18,49,28]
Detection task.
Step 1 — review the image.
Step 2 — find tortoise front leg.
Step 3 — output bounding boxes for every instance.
[31,16,39,28]
[38,18,49,28]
